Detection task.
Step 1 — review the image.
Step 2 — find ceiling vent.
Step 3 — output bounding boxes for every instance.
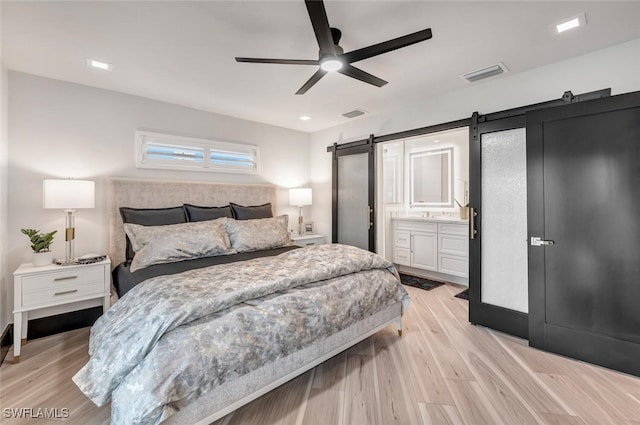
[461,63,509,83]
[342,109,367,119]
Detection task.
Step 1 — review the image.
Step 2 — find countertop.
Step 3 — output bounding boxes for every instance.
[391,216,468,223]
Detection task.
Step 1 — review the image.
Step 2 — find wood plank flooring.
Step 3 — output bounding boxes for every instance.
[2,283,639,424]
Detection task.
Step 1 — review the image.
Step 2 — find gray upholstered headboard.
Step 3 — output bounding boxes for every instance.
[107,178,276,267]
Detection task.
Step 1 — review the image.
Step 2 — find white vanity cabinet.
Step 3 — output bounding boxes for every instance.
[392,218,469,284]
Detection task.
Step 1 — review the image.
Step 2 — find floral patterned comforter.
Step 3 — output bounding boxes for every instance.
[73,244,409,425]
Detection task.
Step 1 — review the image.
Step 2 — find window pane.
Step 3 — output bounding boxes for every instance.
[209,150,254,166]
[135,131,258,174]
[209,148,257,172]
[146,143,204,163]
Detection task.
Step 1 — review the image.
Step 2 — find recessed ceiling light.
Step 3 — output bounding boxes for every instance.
[86,58,113,71]
[299,116,312,121]
[556,13,586,34]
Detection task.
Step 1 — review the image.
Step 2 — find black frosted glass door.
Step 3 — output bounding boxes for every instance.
[332,139,375,251]
[469,115,529,339]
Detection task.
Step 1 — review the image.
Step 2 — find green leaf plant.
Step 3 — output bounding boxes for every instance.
[21,228,57,253]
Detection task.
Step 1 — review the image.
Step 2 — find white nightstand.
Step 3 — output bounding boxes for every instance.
[291,234,326,247]
[12,258,111,363]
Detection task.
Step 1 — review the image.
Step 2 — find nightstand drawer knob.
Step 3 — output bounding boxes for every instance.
[54,276,78,282]
[54,289,78,296]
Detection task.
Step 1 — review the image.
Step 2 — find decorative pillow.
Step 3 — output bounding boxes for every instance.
[184,204,233,222]
[225,215,291,252]
[230,202,273,220]
[120,206,187,261]
[124,219,230,272]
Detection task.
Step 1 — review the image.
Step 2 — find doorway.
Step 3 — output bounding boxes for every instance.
[378,126,470,285]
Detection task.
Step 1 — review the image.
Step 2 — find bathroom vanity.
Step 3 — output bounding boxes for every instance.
[391,217,468,285]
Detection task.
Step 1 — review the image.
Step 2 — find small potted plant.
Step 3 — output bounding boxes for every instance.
[456,182,470,220]
[21,228,57,267]
[455,199,469,220]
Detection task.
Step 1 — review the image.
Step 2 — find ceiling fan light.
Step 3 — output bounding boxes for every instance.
[320,58,343,72]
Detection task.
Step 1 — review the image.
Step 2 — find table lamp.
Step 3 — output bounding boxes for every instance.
[289,188,312,235]
[43,179,95,265]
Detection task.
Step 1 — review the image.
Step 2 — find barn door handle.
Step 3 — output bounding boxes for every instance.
[469,207,478,240]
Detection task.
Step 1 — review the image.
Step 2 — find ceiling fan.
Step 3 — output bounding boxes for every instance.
[235,0,433,95]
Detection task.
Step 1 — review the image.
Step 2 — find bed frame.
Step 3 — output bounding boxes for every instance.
[106,178,403,424]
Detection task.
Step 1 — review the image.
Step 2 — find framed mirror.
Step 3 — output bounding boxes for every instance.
[409,147,454,207]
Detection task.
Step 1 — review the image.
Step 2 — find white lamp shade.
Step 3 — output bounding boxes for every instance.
[43,179,95,209]
[289,188,312,207]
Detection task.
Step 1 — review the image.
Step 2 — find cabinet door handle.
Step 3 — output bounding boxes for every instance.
[54,276,78,282]
[54,289,78,296]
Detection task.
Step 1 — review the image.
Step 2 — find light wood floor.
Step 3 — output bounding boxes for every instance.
[2,283,640,425]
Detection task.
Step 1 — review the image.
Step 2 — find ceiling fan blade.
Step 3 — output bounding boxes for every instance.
[338,64,388,87]
[305,0,336,56]
[342,28,432,63]
[235,57,319,65]
[296,68,328,95]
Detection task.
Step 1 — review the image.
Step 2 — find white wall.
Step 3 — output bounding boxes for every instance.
[1,64,9,331]
[6,72,310,322]
[309,37,640,246]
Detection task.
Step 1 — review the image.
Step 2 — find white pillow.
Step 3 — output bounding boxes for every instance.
[124,218,231,272]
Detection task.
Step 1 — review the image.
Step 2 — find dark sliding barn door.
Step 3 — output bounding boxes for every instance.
[468,90,612,339]
[332,136,375,251]
[527,91,640,376]
[469,114,530,338]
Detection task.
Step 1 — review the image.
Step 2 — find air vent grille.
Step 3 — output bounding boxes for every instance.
[461,63,508,83]
[342,109,366,119]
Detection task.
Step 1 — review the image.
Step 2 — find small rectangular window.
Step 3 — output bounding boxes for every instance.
[135,131,259,174]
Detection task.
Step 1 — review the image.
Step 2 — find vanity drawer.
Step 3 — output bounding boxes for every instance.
[394,220,437,233]
[394,230,411,248]
[438,234,468,256]
[438,254,468,278]
[394,248,411,266]
[438,223,468,236]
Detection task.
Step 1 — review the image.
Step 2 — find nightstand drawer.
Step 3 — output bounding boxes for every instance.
[22,266,104,292]
[22,280,104,309]
[291,235,326,247]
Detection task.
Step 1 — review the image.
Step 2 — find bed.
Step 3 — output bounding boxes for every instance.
[72,178,410,425]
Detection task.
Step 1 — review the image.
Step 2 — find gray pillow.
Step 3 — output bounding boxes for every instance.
[184,204,233,222]
[225,216,291,252]
[120,206,187,261]
[124,219,231,272]
[230,202,273,220]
